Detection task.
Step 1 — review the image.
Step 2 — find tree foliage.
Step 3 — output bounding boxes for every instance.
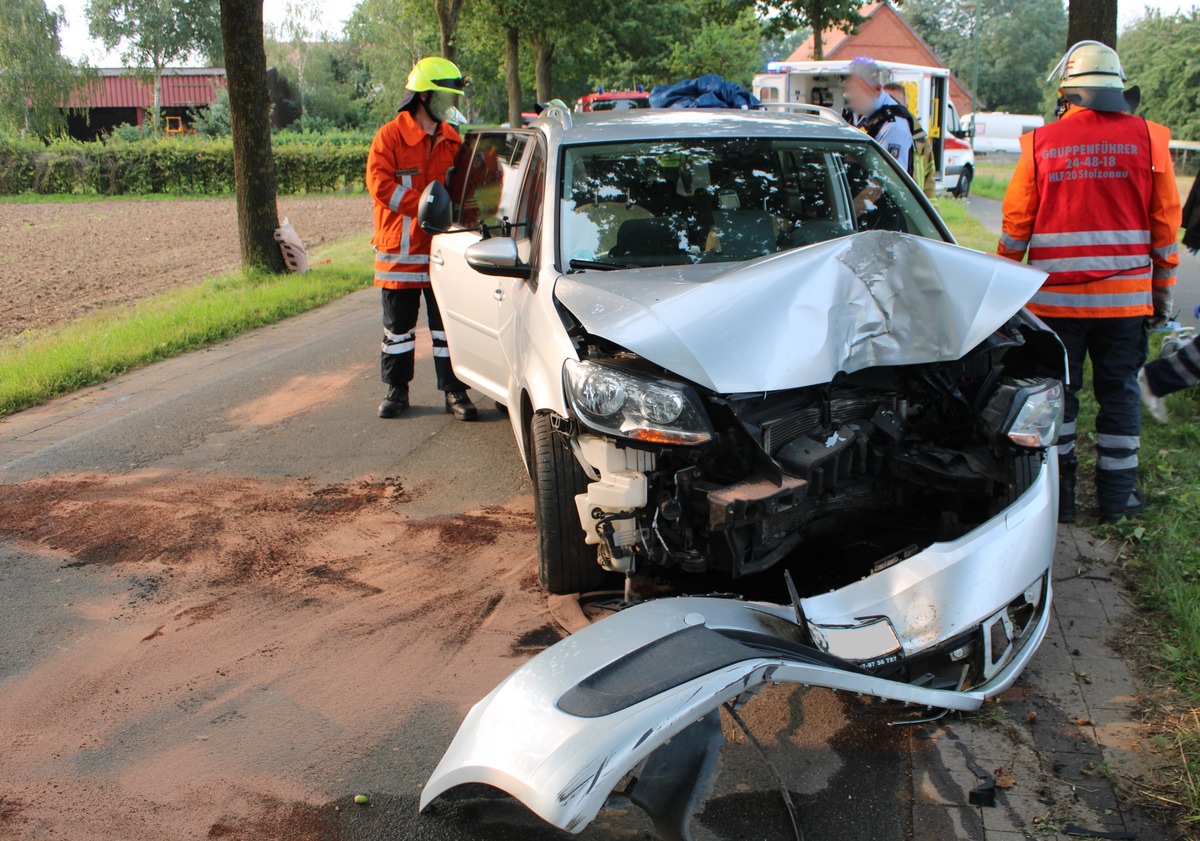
[906,0,1067,115]
[1121,9,1200,141]
[339,0,787,126]
[0,0,87,136]
[344,0,440,125]
[756,0,863,60]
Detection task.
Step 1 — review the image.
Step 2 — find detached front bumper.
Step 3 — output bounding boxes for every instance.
[421,454,1057,835]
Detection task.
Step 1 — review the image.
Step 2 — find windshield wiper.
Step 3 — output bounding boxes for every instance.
[568,258,631,272]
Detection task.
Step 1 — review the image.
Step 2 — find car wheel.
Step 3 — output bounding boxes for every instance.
[530,412,611,594]
[954,167,973,198]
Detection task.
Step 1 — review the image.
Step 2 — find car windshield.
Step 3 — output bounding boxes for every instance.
[559,136,944,269]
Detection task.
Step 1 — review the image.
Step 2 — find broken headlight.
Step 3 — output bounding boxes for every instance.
[563,359,715,445]
[980,378,1064,449]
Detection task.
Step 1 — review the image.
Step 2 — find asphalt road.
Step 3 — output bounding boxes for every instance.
[967,194,1200,318]
[0,287,1172,840]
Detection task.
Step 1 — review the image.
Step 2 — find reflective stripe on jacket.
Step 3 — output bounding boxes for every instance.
[997,105,1180,319]
[366,111,460,290]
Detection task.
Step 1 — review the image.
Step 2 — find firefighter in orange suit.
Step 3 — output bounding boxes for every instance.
[997,41,1181,524]
[367,57,477,421]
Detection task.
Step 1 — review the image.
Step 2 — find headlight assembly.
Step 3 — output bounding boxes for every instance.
[563,359,714,445]
[980,378,1064,449]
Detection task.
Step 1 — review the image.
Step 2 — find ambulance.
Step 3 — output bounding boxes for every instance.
[753,59,976,196]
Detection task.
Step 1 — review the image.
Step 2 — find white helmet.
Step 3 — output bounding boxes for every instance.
[1047,41,1139,112]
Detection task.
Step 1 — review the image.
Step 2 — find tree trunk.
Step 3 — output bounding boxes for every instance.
[533,36,554,103]
[220,0,285,273]
[435,0,463,62]
[153,67,162,136]
[505,25,522,128]
[810,0,824,60]
[1067,0,1117,47]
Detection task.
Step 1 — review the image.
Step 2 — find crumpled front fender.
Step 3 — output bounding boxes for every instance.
[420,594,1049,835]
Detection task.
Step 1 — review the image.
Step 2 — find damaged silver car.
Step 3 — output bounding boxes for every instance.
[417,106,1066,836]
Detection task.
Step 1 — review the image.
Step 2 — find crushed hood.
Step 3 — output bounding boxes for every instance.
[554,231,1048,393]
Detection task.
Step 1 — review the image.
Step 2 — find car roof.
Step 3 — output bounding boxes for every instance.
[526,108,866,145]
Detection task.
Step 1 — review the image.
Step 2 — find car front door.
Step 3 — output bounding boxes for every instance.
[497,139,547,403]
[430,131,530,402]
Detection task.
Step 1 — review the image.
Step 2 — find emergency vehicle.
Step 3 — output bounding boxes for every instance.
[574,87,650,113]
[753,59,975,196]
[965,112,1045,155]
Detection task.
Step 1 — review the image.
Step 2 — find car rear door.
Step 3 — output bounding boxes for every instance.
[430,131,531,401]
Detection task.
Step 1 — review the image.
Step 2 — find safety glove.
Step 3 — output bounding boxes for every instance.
[1150,286,1173,329]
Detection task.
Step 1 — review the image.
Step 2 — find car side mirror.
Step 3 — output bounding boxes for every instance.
[418,181,455,234]
[465,237,532,279]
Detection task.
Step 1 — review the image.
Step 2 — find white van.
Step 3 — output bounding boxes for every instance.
[753,59,976,196]
[965,112,1045,154]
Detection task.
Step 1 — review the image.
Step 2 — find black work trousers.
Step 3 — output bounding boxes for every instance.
[1043,316,1147,514]
[1144,335,1200,396]
[380,287,468,392]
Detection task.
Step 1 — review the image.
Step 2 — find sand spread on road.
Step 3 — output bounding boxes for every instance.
[0,470,552,840]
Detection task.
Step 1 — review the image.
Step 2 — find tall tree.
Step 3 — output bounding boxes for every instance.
[907,0,1067,114]
[434,0,465,61]
[756,0,862,60]
[86,0,222,134]
[469,0,528,124]
[504,24,521,126]
[668,5,769,87]
[1121,9,1200,140]
[1067,0,1116,47]
[345,0,440,125]
[0,0,85,136]
[220,0,284,272]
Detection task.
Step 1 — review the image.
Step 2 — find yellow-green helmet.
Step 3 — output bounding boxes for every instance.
[406,57,466,96]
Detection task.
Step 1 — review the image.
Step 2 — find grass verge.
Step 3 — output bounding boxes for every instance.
[970,161,1016,201]
[933,196,997,252]
[0,234,372,416]
[0,189,368,204]
[943,187,1200,829]
[1068,335,1200,831]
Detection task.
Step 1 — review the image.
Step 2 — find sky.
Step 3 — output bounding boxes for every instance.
[53,0,354,65]
[51,0,1197,66]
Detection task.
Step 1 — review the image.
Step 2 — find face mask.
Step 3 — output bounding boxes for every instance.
[427,91,463,124]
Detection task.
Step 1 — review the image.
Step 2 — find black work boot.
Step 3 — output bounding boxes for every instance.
[1058,455,1077,524]
[1100,487,1147,524]
[378,386,410,419]
[445,390,478,422]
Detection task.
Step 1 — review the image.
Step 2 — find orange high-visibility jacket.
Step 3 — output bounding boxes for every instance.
[366,111,461,290]
[997,105,1181,319]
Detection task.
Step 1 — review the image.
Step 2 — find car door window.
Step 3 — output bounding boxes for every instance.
[455,132,530,230]
[514,141,547,285]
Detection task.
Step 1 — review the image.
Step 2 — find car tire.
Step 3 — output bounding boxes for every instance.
[954,166,973,198]
[530,412,611,594]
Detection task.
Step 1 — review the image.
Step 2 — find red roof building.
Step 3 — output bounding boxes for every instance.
[785,3,975,114]
[66,68,226,139]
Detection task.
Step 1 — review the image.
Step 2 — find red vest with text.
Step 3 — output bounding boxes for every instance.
[1028,110,1153,286]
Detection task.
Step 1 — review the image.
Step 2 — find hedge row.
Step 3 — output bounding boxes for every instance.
[0,135,371,196]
